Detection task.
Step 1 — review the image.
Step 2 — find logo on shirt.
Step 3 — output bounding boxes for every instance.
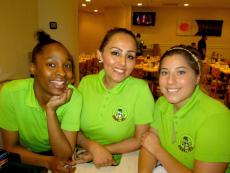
[178,135,194,153]
[112,107,127,122]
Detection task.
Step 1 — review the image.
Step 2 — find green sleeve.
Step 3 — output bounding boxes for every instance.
[59,86,82,131]
[0,85,18,131]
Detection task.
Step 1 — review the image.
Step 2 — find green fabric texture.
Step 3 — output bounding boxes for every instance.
[78,70,154,163]
[151,86,230,172]
[0,78,82,152]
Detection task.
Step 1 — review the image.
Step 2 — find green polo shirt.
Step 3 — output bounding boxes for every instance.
[0,78,82,152]
[151,86,230,172]
[78,70,154,145]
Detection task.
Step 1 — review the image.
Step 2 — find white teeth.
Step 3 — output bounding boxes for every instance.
[50,81,65,86]
[114,68,125,73]
[167,88,178,92]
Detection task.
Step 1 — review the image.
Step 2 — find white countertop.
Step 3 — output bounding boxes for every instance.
[75,151,139,173]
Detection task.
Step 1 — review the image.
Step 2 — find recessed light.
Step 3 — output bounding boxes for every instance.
[137,3,143,6]
[94,9,98,12]
[184,3,189,6]
[85,0,91,2]
[82,3,86,7]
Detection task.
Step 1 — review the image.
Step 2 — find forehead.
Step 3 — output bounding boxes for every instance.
[42,43,67,53]
[106,33,136,48]
[161,54,190,68]
[36,43,72,62]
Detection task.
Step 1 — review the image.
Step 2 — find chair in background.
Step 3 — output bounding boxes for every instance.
[200,63,212,92]
[209,67,224,99]
[79,61,86,80]
[131,68,145,79]
[224,84,230,108]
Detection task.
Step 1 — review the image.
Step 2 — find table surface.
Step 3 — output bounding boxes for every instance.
[48,151,139,173]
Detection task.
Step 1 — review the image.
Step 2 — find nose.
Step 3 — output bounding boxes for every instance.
[119,56,126,66]
[167,73,176,84]
[55,66,66,77]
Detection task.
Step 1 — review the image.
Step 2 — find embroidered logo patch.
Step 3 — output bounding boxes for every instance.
[112,107,127,122]
[178,135,194,153]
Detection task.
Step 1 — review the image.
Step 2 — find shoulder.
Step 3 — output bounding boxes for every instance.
[127,76,148,87]
[79,74,98,85]
[68,84,82,98]
[197,91,229,115]
[1,78,32,94]
[155,96,169,107]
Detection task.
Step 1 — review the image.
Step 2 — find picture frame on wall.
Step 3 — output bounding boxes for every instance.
[176,19,223,36]
[176,19,198,36]
[49,22,57,30]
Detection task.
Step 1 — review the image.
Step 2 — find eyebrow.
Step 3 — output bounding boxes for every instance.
[110,47,136,53]
[160,66,189,70]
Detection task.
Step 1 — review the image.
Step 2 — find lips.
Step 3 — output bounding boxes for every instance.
[113,67,125,74]
[50,80,66,89]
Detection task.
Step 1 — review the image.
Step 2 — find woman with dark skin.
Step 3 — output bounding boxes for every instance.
[0,31,82,173]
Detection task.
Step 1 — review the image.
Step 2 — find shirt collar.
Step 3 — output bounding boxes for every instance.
[174,85,201,118]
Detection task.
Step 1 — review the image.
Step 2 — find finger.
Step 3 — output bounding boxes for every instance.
[75,158,88,164]
[64,164,76,173]
[65,88,72,101]
[111,159,117,166]
[55,165,69,173]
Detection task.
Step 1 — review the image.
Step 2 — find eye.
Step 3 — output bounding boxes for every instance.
[111,51,120,56]
[177,70,186,75]
[64,63,72,69]
[160,70,168,76]
[47,63,55,68]
[127,54,135,60]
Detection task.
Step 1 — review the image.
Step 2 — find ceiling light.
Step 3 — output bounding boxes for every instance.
[137,3,143,6]
[184,3,189,6]
[85,0,91,2]
[94,9,98,12]
[81,3,86,7]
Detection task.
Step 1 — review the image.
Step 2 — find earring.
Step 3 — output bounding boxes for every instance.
[98,59,103,63]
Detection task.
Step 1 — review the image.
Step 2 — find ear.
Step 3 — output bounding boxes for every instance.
[97,50,103,63]
[195,74,201,85]
[29,63,36,76]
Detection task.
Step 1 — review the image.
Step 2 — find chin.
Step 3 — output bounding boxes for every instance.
[165,96,181,104]
[51,88,66,96]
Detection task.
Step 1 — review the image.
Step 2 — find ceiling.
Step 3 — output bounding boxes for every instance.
[78,0,230,13]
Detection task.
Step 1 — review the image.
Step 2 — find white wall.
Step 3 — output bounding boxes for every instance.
[132,7,230,59]
[79,7,230,60]
[37,0,78,55]
[0,0,38,81]
[0,0,79,82]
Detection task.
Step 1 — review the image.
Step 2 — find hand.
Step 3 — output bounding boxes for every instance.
[46,88,72,111]
[141,131,161,156]
[74,150,93,164]
[90,143,116,168]
[47,156,76,173]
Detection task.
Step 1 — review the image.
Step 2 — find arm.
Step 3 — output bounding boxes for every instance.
[142,129,228,173]
[45,88,76,159]
[1,129,75,173]
[138,147,157,173]
[105,124,150,154]
[77,124,149,168]
[77,132,115,168]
